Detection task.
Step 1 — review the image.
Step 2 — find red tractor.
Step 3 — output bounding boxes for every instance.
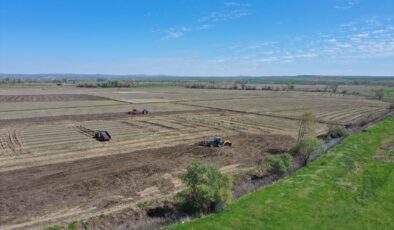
[128,108,149,115]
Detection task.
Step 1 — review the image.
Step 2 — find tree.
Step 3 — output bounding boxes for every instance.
[235,80,247,90]
[330,83,339,93]
[376,88,385,100]
[287,81,295,90]
[297,112,316,142]
[290,136,324,166]
[177,161,233,214]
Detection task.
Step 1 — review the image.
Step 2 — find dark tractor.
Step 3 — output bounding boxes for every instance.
[129,108,150,115]
[94,130,111,141]
[199,136,232,147]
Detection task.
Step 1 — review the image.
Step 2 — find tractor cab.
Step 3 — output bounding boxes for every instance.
[210,136,224,147]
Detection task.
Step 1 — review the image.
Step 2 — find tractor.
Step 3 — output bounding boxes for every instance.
[94,130,111,141]
[128,108,149,115]
[199,136,232,147]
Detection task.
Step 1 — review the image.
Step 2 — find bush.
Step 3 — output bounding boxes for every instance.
[245,85,257,90]
[177,161,233,214]
[328,125,349,138]
[185,83,206,89]
[290,137,324,166]
[268,153,292,175]
[261,86,274,91]
[76,83,97,88]
[229,84,238,90]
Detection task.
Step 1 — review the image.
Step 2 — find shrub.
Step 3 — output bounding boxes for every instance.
[290,136,324,166]
[245,85,257,90]
[177,161,233,214]
[261,86,274,91]
[359,114,374,127]
[76,83,97,88]
[229,84,238,90]
[268,153,292,175]
[328,125,349,138]
[68,221,78,230]
[206,84,217,89]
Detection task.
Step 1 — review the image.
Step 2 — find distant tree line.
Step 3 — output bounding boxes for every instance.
[77,80,133,88]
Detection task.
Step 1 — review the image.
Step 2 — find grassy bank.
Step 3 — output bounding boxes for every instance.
[169,116,394,230]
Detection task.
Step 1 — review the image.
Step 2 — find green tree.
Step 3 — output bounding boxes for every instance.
[297,112,316,142]
[291,136,324,166]
[177,161,233,214]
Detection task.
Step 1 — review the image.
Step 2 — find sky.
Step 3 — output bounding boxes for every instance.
[0,0,394,76]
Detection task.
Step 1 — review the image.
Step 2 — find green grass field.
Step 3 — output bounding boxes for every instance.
[169,116,394,230]
[384,88,394,100]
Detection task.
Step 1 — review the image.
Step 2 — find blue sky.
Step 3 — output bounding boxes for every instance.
[1,0,393,76]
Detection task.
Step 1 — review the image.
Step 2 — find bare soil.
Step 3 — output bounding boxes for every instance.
[0,132,295,229]
[0,109,216,127]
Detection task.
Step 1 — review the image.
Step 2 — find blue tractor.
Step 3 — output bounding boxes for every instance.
[199,136,232,147]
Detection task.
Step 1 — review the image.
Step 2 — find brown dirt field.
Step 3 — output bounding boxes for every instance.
[0,94,111,103]
[0,109,216,127]
[0,133,295,230]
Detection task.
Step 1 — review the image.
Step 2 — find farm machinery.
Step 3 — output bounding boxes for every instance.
[128,108,149,115]
[94,130,111,141]
[199,136,232,147]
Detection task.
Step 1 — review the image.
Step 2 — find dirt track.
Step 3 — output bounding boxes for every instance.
[0,133,295,229]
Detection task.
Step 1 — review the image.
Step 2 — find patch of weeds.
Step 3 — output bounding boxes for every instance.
[45,226,64,230]
[67,221,78,230]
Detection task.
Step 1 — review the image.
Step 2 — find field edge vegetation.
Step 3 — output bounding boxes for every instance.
[169,115,394,230]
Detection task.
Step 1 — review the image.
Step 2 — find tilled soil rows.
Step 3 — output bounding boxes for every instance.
[0,133,295,230]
